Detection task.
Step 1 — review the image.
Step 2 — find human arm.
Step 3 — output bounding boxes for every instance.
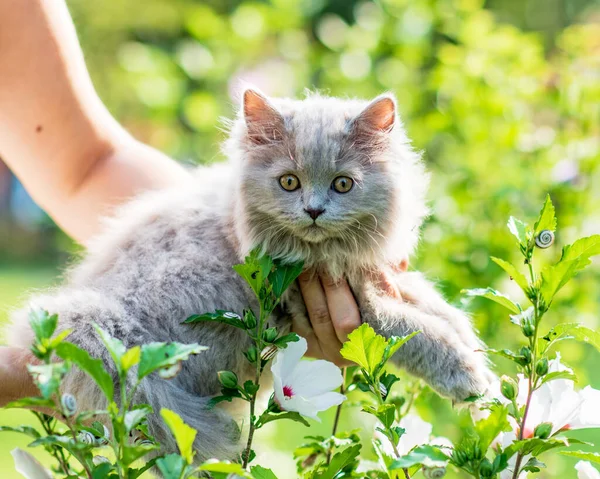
[0,0,191,244]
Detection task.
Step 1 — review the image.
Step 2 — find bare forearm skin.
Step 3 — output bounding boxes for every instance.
[0,0,190,244]
[0,347,39,407]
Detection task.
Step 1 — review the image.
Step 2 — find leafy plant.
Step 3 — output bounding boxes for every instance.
[3,198,600,479]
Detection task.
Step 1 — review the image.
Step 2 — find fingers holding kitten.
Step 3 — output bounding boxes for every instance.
[296,271,360,367]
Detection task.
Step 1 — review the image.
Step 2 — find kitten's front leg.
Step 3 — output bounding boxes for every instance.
[355,283,492,403]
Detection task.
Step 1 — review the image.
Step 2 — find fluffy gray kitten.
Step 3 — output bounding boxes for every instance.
[7,90,493,462]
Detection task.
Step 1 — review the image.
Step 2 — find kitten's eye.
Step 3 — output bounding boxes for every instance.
[332,176,354,193]
[279,174,300,191]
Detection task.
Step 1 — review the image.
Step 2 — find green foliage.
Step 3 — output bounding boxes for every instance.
[3,204,600,479]
[462,287,521,314]
[340,323,418,377]
[55,342,115,400]
[160,409,196,464]
[138,342,207,380]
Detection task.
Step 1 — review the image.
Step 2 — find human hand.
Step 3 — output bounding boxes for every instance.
[294,260,408,366]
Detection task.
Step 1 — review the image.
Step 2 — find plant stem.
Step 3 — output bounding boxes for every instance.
[326,367,347,465]
[62,410,94,479]
[372,380,411,479]
[512,257,542,479]
[242,303,266,469]
[34,413,71,476]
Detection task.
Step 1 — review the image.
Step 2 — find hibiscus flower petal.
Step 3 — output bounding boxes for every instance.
[271,337,308,382]
[285,360,343,398]
[576,461,600,479]
[398,414,433,455]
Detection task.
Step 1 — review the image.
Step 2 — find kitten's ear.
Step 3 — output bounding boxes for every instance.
[242,89,285,145]
[352,94,396,135]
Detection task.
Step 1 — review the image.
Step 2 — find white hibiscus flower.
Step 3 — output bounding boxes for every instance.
[491,354,600,479]
[517,354,600,437]
[271,337,346,421]
[11,448,52,479]
[576,461,600,479]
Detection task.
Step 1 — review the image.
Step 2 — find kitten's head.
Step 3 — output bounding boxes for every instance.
[226,89,429,276]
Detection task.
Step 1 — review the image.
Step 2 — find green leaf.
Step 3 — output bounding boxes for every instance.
[269,259,304,298]
[381,331,420,365]
[389,445,449,470]
[29,309,58,342]
[92,462,113,479]
[462,288,521,314]
[128,458,159,479]
[124,405,152,433]
[363,404,395,429]
[543,323,600,353]
[314,444,361,479]
[539,369,577,386]
[250,465,279,479]
[474,404,510,451]
[522,457,546,473]
[486,348,524,364]
[540,235,600,305]
[508,216,529,245]
[121,346,141,372]
[27,362,69,399]
[340,323,387,375]
[0,425,41,439]
[273,333,300,348]
[138,342,207,380]
[156,454,186,479]
[183,310,246,329]
[160,409,196,464]
[121,443,159,466]
[491,257,530,293]
[55,342,114,400]
[233,250,274,297]
[561,451,600,465]
[533,195,557,236]
[4,397,55,409]
[198,460,253,479]
[505,436,574,459]
[29,435,90,456]
[94,325,126,372]
[256,410,310,428]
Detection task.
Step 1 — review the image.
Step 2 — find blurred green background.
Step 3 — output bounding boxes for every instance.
[0,0,599,477]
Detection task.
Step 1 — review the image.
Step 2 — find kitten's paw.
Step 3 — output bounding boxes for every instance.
[432,353,495,404]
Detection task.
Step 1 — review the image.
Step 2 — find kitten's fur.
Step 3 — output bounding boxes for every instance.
[7,90,493,462]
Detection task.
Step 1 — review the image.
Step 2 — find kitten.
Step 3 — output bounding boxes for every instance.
[6,89,493,462]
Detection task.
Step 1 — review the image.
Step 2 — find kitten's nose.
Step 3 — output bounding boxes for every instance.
[304,208,325,220]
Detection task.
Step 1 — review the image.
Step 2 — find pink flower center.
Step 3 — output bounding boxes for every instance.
[283,385,294,398]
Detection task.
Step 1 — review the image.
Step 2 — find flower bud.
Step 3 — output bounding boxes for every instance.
[243,309,257,329]
[60,393,77,417]
[519,346,532,365]
[423,466,446,478]
[244,346,258,363]
[217,370,238,389]
[534,422,553,439]
[479,459,494,478]
[521,319,535,337]
[535,358,549,376]
[262,327,278,343]
[500,375,518,400]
